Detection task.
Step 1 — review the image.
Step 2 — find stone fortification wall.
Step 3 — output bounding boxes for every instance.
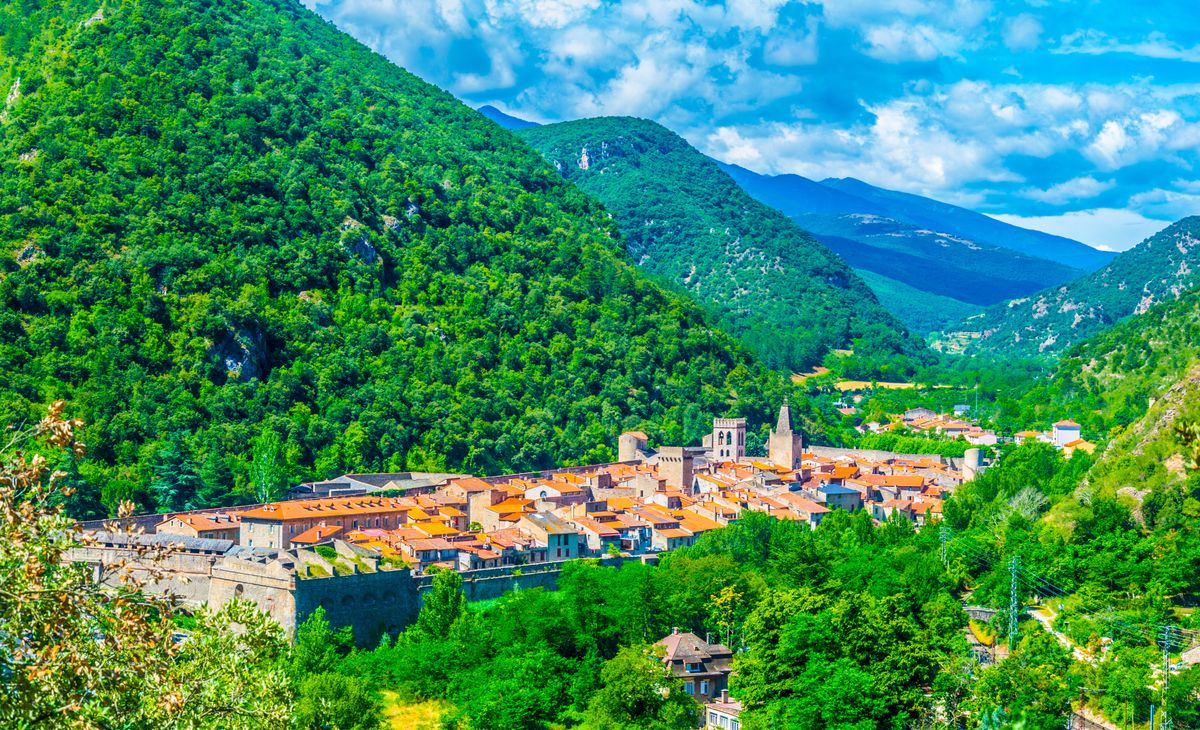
[413,555,643,603]
[65,543,220,604]
[209,557,297,634]
[294,568,420,645]
[807,445,963,469]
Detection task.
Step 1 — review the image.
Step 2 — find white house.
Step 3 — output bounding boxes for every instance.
[1052,420,1082,448]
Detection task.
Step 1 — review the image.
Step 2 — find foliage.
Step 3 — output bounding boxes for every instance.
[582,645,698,730]
[0,0,793,516]
[0,404,293,727]
[295,672,382,730]
[517,117,929,375]
[416,569,467,640]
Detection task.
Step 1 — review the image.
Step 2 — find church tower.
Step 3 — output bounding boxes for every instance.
[711,417,746,461]
[768,399,804,469]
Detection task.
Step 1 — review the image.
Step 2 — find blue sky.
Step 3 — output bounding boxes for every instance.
[302,0,1200,251]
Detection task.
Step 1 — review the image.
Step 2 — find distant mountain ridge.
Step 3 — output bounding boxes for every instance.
[949,217,1200,359]
[517,116,928,373]
[718,162,1115,332]
[478,104,539,130]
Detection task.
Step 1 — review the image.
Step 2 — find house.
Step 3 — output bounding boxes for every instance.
[705,690,743,730]
[520,512,580,561]
[903,407,937,422]
[815,483,864,512]
[157,512,241,541]
[656,629,733,704]
[953,404,971,416]
[571,516,622,555]
[238,496,417,550]
[1013,430,1050,445]
[1052,420,1082,448]
[1062,439,1097,458]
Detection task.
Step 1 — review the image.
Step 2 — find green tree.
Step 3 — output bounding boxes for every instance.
[250,429,288,504]
[150,436,203,512]
[294,673,381,730]
[289,606,354,678]
[416,569,467,640]
[968,629,1075,730]
[583,645,698,730]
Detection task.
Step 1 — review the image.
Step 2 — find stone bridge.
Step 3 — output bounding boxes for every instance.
[964,605,998,621]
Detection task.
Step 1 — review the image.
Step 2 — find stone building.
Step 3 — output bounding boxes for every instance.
[710,417,746,461]
[767,400,804,469]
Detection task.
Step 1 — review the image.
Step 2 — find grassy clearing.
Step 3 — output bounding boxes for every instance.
[380,691,449,730]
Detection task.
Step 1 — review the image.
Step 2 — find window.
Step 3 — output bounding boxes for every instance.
[289,526,295,536]
[686,662,703,673]
[700,680,709,696]
[684,681,694,695]
[731,720,739,730]
[709,712,718,725]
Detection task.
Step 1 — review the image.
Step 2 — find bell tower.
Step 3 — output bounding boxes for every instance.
[768,399,803,469]
[711,417,746,461]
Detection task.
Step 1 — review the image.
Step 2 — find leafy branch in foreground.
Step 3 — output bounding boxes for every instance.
[0,403,293,728]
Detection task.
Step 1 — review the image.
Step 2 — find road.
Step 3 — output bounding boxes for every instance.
[1028,604,1092,663]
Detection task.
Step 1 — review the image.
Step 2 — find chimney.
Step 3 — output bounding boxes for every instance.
[672,626,679,635]
[720,689,728,703]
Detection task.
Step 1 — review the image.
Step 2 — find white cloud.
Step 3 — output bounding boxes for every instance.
[762,16,821,66]
[1056,30,1200,63]
[1003,14,1043,52]
[861,22,966,62]
[991,209,1172,251]
[1127,188,1200,221]
[1023,176,1113,205]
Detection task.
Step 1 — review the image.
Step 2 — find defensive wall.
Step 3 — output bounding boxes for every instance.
[413,554,652,603]
[807,445,966,470]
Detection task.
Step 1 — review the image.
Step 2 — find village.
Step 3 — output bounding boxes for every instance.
[842,399,1095,457]
[148,402,973,571]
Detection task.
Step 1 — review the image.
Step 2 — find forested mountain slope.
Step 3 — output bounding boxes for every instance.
[517,117,927,372]
[0,0,793,516]
[952,217,1200,359]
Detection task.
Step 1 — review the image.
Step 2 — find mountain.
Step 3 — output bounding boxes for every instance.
[819,177,1115,271]
[0,0,793,515]
[951,217,1200,359]
[718,163,1114,332]
[1023,287,1200,533]
[516,117,927,373]
[478,104,538,130]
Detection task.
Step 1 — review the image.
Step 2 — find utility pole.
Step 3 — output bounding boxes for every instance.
[1159,625,1177,729]
[1008,555,1020,653]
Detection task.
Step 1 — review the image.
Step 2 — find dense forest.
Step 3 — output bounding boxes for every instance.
[954,216,1200,359]
[517,117,930,375]
[0,0,801,517]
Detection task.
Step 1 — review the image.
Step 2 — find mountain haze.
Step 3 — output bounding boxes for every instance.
[0,0,792,514]
[517,117,927,372]
[953,217,1200,359]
